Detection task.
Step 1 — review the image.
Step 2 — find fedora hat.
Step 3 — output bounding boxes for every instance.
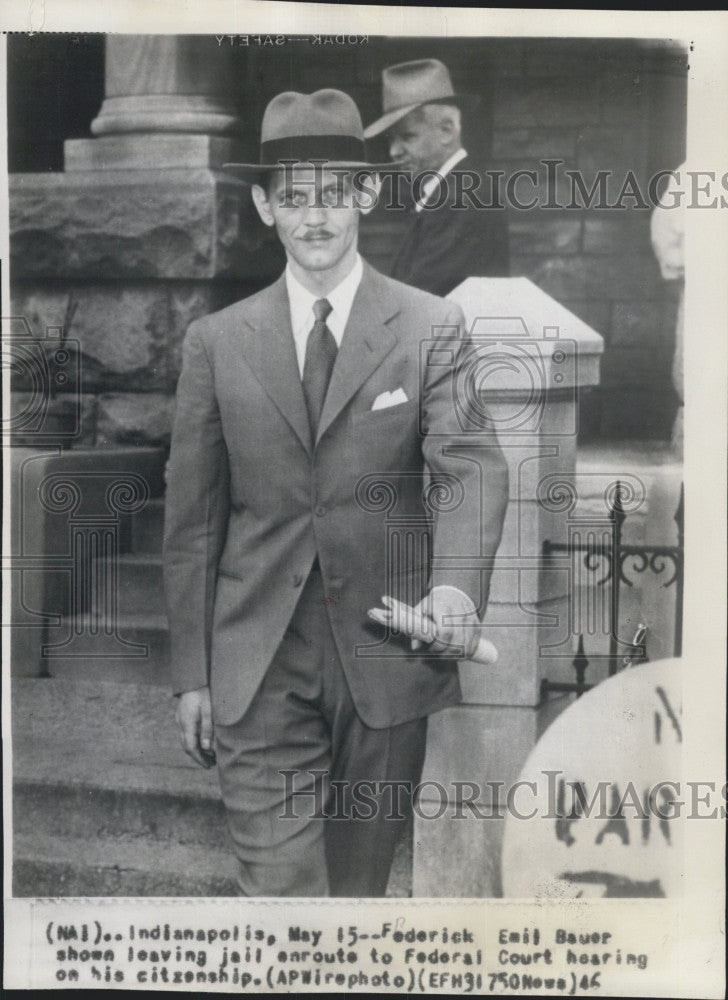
[363,59,478,139]
[224,88,392,181]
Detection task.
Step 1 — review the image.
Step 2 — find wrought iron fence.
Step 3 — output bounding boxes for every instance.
[540,479,684,700]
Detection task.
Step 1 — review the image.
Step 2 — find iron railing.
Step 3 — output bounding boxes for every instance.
[540,479,684,700]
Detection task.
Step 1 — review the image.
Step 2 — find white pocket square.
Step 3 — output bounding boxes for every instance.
[371,388,408,411]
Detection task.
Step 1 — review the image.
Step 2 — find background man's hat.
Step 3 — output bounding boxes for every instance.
[224,88,392,181]
[364,58,479,139]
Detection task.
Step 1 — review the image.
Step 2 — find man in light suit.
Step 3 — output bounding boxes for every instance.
[163,89,508,897]
[364,59,509,296]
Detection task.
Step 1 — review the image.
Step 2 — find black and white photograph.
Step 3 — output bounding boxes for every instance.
[2,5,726,996]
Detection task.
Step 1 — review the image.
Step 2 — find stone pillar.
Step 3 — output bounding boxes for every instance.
[66,35,243,172]
[412,276,604,897]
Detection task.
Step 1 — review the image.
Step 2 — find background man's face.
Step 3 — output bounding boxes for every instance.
[388,107,446,176]
[257,166,360,275]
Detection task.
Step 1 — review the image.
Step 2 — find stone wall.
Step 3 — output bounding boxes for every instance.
[9,169,284,448]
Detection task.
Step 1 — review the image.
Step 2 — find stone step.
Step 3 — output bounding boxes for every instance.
[14,830,411,898]
[44,613,170,683]
[11,677,412,898]
[15,773,229,847]
[13,831,238,897]
[13,676,233,896]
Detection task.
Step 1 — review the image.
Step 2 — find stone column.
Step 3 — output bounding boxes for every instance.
[66,35,243,172]
[412,276,604,896]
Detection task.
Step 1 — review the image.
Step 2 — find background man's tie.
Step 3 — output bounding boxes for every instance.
[302,297,337,435]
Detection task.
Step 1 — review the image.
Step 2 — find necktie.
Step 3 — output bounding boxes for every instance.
[302,298,337,435]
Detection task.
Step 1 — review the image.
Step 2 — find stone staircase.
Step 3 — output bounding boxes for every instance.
[12,674,412,897]
[46,496,171,685]
[12,484,412,896]
[12,676,238,896]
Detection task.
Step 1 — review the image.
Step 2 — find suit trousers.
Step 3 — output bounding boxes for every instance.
[214,567,428,897]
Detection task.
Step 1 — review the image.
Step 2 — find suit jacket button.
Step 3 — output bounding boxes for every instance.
[292,573,303,587]
[315,505,327,517]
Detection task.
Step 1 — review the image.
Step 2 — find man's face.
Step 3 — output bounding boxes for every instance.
[388,107,446,176]
[253,166,360,276]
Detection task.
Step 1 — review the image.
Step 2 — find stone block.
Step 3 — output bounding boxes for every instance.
[487,157,575,211]
[489,407,580,459]
[598,71,648,126]
[523,40,638,79]
[513,253,664,302]
[413,811,505,897]
[64,134,245,172]
[461,603,568,706]
[487,558,569,608]
[486,41,525,80]
[166,283,225,386]
[600,346,671,387]
[582,215,652,256]
[450,277,604,395]
[96,393,175,447]
[495,493,569,560]
[493,79,599,128]
[9,170,282,281]
[9,392,97,448]
[471,594,572,706]
[599,389,675,440]
[509,216,581,255]
[495,429,577,502]
[11,284,171,388]
[491,127,577,160]
[560,299,613,343]
[575,126,645,178]
[420,703,542,798]
[611,298,678,348]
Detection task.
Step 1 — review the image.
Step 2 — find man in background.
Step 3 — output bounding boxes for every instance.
[365,58,509,296]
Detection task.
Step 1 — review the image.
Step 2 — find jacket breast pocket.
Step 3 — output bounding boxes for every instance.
[351,398,419,429]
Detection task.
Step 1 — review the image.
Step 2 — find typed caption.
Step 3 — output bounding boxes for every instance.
[5,898,684,994]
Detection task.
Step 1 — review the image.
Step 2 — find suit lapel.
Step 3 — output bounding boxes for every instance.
[239,274,313,455]
[317,263,400,443]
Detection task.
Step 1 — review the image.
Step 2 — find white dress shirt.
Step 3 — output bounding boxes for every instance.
[286,253,364,376]
[414,147,468,213]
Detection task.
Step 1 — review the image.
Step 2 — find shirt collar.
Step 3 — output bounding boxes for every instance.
[414,147,468,212]
[285,254,364,377]
[286,253,363,335]
[325,252,364,327]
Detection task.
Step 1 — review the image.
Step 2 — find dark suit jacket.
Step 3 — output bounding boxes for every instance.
[163,261,508,728]
[390,155,509,296]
